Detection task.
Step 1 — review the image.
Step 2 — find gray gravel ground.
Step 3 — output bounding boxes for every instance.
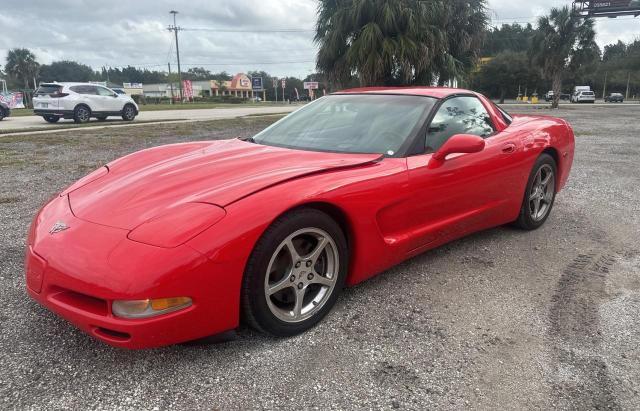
[0,106,639,410]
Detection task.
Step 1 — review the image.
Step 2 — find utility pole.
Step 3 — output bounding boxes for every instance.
[602,71,608,99]
[168,62,174,104]
[168,10,183,102]
[626,72,631,100]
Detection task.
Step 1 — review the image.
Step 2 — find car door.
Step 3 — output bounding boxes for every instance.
[405,95,523,252]
[96,86,121,112]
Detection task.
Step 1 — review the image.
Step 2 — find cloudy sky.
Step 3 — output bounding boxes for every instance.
[0,0,638,79]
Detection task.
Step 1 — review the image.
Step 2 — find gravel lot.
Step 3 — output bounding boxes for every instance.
[1,106,638,410]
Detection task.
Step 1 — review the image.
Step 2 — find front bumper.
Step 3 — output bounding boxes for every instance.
[25,195,240,349]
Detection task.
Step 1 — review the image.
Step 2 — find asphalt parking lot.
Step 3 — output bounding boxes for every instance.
[1,105,639,409]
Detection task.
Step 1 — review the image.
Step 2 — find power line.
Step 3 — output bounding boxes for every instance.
[182,27,314,33]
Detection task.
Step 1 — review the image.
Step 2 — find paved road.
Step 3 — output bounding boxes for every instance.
[0,105,299,132]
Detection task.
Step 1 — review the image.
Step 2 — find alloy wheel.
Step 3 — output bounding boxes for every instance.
[529,164,555,221]
[264,228,339,323]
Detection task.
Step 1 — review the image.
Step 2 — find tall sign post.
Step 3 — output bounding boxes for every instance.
[252,77,264,101]
[304,81,319,101]
[281,78,286,103]
[273,78,278,103]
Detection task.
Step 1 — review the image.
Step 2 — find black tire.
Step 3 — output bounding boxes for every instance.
[514,153,557,230]
[122,104,136,121]
[241,208,349,336]
[96,116,107,121]
[73,105,91,124]
[43,115,60,123]
[0,112,4,121]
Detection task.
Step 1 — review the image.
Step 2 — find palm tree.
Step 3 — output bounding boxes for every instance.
[315,0,487,88]
[5,48,40,89]
[531,7,595,108]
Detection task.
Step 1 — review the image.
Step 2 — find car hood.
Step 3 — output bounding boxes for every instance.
[69,139,381,230]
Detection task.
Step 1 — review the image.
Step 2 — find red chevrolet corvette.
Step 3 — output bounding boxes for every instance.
[25,88,574,348]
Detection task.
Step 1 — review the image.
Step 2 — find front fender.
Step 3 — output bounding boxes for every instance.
[186,157,410,295]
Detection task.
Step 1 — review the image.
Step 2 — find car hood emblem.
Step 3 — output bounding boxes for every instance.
[49,221,70,234]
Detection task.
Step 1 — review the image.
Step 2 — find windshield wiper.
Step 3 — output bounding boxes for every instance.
[241,137,256,143]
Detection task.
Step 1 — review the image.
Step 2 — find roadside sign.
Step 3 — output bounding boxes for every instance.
[252,77,263,91]
[272,78,278,88]
[281,79,286,89]
[304,81,319,90]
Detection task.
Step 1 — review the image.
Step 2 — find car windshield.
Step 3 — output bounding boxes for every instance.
[252,94,436,156]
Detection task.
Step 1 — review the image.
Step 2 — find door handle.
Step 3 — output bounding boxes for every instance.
[502,143,516,154]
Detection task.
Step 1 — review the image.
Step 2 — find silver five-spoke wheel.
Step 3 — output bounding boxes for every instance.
[264,228,339,323]
[529,164,555,221]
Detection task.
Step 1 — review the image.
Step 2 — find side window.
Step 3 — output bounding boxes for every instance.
[70,85,98,95]
[425,96,495,153]
[97,86,114,96]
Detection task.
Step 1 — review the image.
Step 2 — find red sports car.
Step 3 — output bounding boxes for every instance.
[25,88,575,348]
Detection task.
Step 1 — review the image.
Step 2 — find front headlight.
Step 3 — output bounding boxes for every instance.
[112,297,192,319]
[127,202,226,248]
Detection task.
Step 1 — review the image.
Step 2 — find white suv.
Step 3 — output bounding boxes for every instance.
[571,90,596,104]
[33,82,138,123]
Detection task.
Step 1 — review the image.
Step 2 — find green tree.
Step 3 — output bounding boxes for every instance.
[531,6,595,108]
[5,48,40,89]
[184,67,213,81]
[471,51,543,103]
[481,23,536,57]
[39,61,97,82]
[315,0,487,87]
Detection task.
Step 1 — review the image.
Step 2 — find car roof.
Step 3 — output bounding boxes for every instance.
[334,87,479,99]
[40,82,110,87]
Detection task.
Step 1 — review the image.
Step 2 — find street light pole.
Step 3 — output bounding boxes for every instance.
[169,10,183,102]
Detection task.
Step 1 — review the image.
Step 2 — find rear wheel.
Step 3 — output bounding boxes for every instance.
[73,105,91,124]
[43,115,60,123]
[122,104,136,121]
[241,208,348,336]
[515,154,557,230]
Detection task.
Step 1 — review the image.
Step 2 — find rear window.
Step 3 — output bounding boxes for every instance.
[34,84,62,96]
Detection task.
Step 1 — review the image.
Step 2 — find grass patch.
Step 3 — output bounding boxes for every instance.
[138,102,290,111]
[0,119,185,136]
[7,109,34,117]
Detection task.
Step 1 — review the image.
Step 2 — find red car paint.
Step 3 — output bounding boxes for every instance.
[25,88,575,348]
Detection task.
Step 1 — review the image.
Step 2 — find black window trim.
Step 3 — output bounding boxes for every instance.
[407,93,497,156]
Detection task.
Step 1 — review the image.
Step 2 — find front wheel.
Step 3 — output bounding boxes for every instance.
[514,154,557,230]
[241,208,348,336]
[121,104,136,121]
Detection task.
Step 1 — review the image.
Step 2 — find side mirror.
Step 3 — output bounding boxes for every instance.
[112,94,119,98]
[432,134,485,162]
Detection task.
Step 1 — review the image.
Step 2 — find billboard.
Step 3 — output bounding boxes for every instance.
[574,0,640,17]
[304,81,319,90]
[251,77,263,91]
